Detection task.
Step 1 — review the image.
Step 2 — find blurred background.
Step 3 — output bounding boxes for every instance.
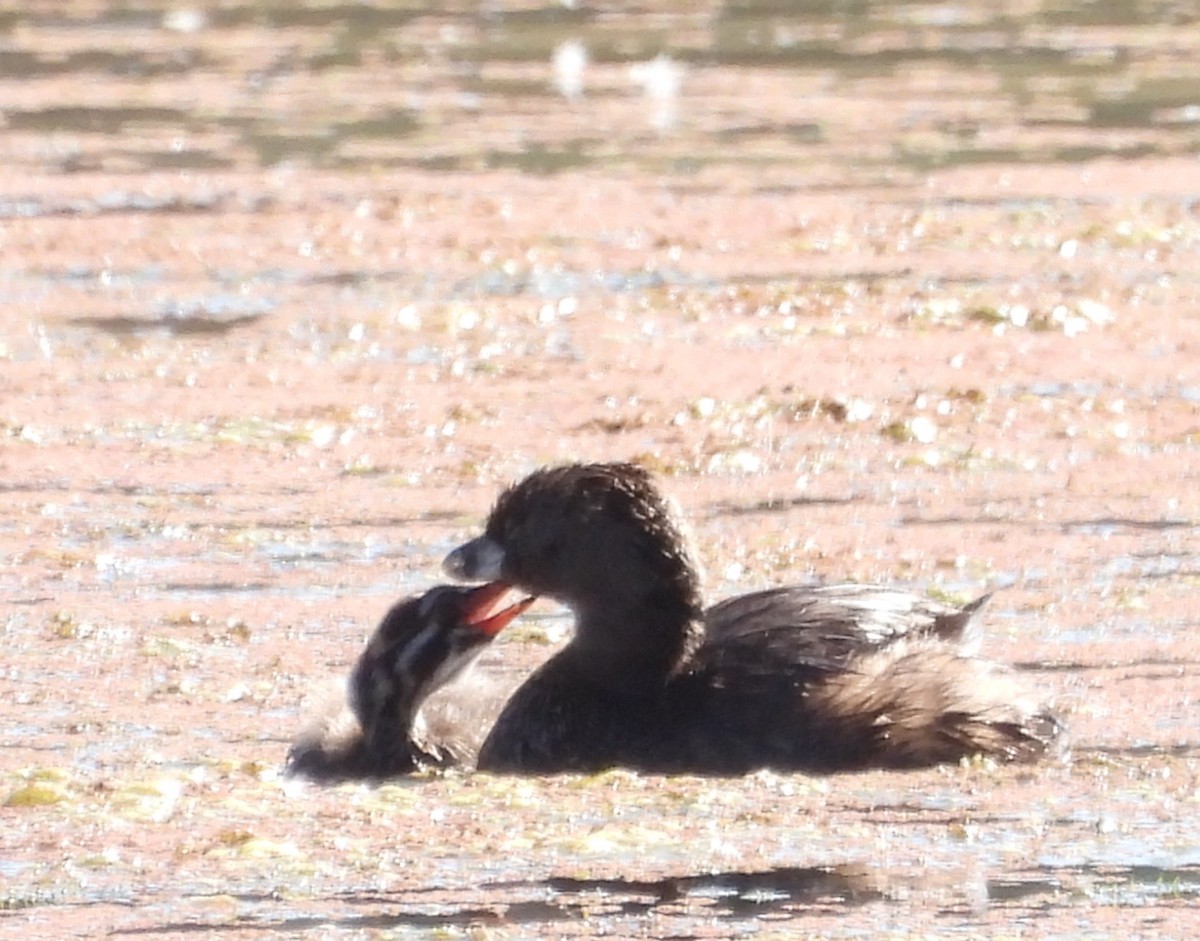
[7,2,1200,177]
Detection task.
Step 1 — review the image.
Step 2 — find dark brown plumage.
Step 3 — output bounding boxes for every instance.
[443,461,1063,774]
[285,583,531,782]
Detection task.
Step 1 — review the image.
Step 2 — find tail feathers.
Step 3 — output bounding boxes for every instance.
[811,639,1062,767]
[929,591,990,655]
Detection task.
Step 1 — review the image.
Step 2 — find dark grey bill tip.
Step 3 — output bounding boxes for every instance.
[443,535,506,581]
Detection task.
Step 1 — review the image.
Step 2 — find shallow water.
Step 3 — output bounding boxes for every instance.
[6,1,1200,181]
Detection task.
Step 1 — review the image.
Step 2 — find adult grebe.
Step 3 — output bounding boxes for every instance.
[444,462,1062,774]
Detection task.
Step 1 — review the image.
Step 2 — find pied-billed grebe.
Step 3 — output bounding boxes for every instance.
[286,582,531,782]
[444,461,1063,774]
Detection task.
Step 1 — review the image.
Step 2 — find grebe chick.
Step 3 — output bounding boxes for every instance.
[444,461,1062,774]
[286,582,531,782]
